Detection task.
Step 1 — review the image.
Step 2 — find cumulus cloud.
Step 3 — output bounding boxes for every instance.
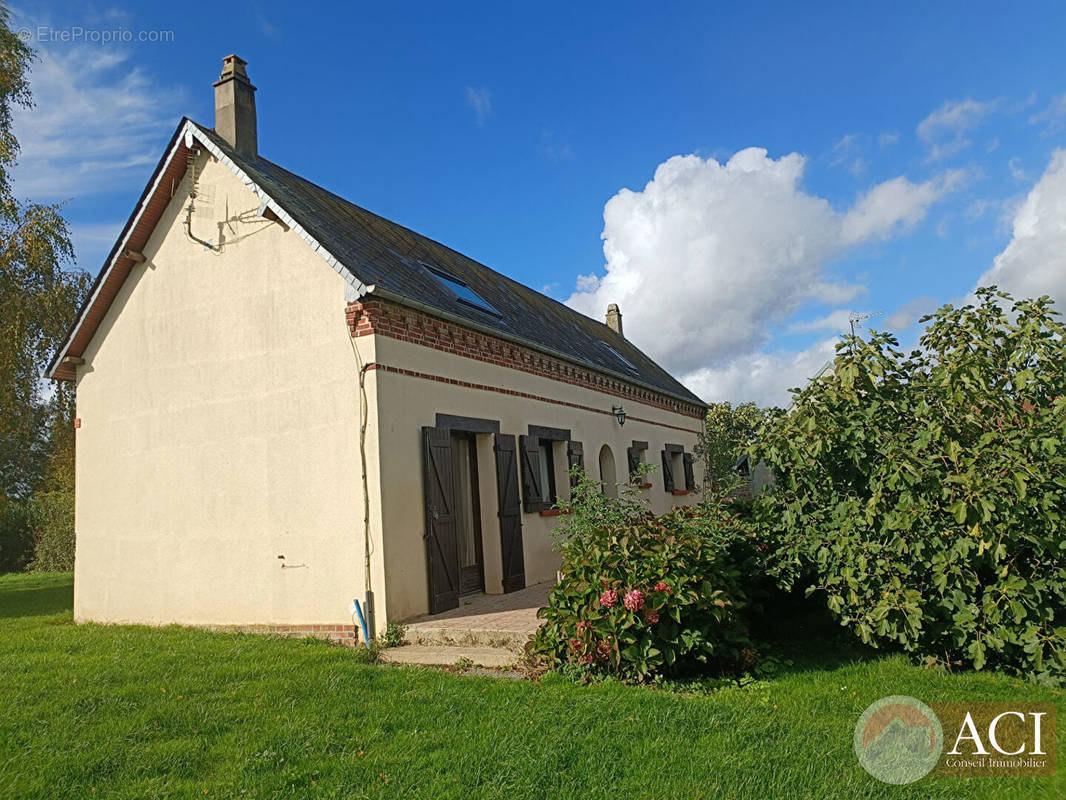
[975,149,1066,303]
[840,170,966,245]
[11,45,183,201]
[682,338,839,407]
[565,148,962,388]
[465,87,492,126]
[917,98,998,162]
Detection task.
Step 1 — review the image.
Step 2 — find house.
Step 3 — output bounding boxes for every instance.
[48,56,708,637]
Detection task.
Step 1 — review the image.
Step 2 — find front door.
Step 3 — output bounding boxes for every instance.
[451,432,485,595]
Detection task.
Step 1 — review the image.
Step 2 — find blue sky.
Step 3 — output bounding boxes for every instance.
[11,1,1066,404]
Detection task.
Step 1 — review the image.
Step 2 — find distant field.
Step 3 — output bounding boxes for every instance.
[0,572,1061,799]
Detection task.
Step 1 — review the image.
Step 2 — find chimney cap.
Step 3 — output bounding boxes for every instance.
[213,54,256,88]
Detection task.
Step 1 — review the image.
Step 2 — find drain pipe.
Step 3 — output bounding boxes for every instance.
[347,312,376,641]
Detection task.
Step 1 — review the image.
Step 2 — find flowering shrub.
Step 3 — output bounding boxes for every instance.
[532,470,754,680]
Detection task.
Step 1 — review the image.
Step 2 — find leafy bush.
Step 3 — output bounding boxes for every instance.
[754,289,1066,683]
[0,495,33,573]
[28,489,75,572]
[532,470,754,680]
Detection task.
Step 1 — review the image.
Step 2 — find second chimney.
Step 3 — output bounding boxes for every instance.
[605,303,623,336]
[213,55,257,157]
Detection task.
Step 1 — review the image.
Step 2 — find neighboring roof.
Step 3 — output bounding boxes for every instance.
[49,118,706,409]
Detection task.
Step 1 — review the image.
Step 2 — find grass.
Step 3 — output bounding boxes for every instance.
[0,573,1061,799]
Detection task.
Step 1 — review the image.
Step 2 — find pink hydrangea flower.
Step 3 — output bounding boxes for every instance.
[623,589,645,612]
[576,621,590,633]
[578,653,594,666]
[644,608,659,624]
[599,589,618,608]
[568,637,582,651]
[654,581,671,594]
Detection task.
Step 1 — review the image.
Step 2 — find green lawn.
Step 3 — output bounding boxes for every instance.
[0,573,1061,799]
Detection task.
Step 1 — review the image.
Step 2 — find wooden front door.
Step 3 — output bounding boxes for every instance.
[422,426,459,613]
[451,432,485,596]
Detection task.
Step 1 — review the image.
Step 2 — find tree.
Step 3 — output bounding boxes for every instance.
[754,288,1066,682]
[695,401,778,493]
[0,7,90,568]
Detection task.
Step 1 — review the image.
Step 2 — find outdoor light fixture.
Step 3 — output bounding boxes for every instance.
[612,405,627,426]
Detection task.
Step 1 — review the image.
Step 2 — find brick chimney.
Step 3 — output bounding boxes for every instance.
[605,303,623,336]
[213,55,257,156]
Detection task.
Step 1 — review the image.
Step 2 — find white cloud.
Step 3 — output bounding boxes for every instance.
[878,132,899,147]
[68,220,124,271]
[787,309,858,334]
[565,148,961,386]
[465,87,492,126]
[1029,94,1066,136]
[883,296,938,331]
[975,149,1066,303]
[839,170,965,245]
[916,98,998,162]
[1008,156,1031,183]
[10,45,184,201]
[681,338,839,407]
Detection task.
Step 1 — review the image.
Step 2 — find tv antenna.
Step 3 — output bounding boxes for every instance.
[848,311,882,338]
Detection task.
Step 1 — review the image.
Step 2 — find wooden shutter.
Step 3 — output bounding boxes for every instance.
[567,441,584,488]
[683,453,696,491]
[421,426,459,613]
[661,448,675,492]
[494,434,526,593]
[627,446,641,479]
[519,434,544,512]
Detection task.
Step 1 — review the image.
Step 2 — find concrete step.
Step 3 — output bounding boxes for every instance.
[379,644,518,669]
[402,625,530,654]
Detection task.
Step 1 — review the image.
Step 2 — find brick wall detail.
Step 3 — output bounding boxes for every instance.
[345,298,705,420]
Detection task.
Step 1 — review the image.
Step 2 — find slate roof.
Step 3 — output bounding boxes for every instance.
[188,124,704,408]
[51,117,705,408]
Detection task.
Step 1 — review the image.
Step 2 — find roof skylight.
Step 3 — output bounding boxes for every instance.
[421,262,502,318]
[599,341,638,373]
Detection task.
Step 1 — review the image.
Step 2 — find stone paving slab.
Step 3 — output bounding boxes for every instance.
[402,581,551,635]
[379,644,518,669]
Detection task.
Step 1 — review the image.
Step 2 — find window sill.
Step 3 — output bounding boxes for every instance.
[539,508,569,517]
[671,489,690,496]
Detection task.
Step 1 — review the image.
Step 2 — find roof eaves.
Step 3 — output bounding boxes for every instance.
[367,284,708,411]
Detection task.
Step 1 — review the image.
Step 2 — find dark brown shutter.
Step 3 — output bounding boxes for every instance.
[567,441,584,487]
[422,426,459,613]
[661,448,675,492]
[519,434,544,512]
[494,433,526,593]
[683,453,696,491]
[627,446,641,482]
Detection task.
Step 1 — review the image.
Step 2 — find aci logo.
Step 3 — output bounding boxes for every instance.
[853,696,943,784]
[855,696,1057,784]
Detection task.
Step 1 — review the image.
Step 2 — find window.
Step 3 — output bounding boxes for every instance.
[519,426,572,513]
[627,440,649,486]
[661,444,695,493]
[598,341,638,373]
[537,440,557,506]
[421,262,502,317]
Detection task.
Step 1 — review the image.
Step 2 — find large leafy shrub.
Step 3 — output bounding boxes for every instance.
[532,470,754,680]
[754,289,1066,683]
[28,488,75,571]
[0,495,32,572]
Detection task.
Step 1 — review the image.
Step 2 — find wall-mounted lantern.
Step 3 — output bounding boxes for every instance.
[612,405,627,426]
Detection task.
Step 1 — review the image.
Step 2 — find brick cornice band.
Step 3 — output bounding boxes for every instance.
[346,299,706,420]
